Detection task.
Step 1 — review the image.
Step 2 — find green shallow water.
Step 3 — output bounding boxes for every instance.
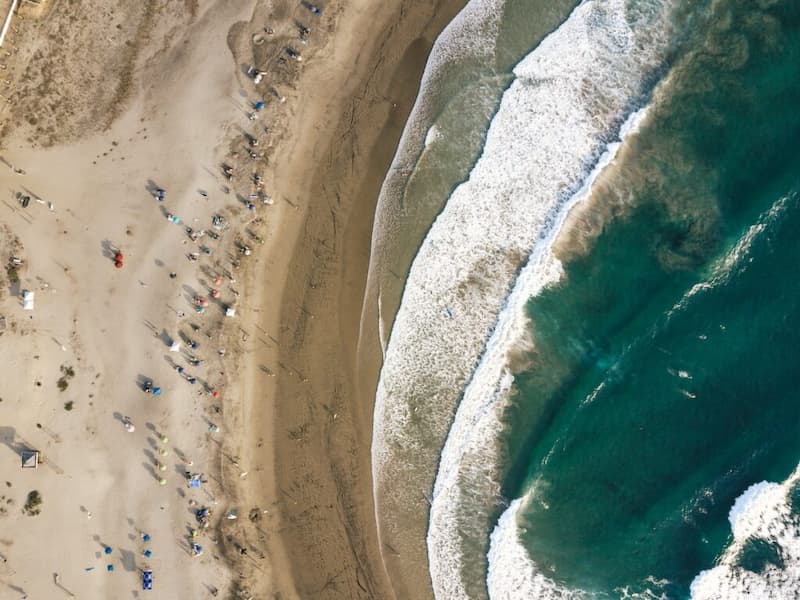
[502,1,800,596]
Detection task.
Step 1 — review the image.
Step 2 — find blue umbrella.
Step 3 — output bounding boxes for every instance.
[104,546,112,555]
[107,564,114,572]
[143,549,152,558]
[142,533,151,542]
[152,387,161,396]
[254,101,265,111]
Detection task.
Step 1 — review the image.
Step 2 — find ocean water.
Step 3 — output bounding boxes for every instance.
[365,0,800,599]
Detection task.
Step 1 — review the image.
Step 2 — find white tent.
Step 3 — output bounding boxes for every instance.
[170,340,181,352]
[22,290,34,310]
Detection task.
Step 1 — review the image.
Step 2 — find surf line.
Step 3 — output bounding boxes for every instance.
[427,104,654,600]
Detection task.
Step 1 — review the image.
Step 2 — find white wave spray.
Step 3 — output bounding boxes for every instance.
[690,465,800,600]
[465,106,651,600]
[371,0,680,597]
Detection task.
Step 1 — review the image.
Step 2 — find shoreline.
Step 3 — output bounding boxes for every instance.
[240,0,469,597]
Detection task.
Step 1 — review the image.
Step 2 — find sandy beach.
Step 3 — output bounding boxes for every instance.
[0,0,462,598]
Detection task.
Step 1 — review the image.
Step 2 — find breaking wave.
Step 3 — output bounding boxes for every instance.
[370,0,681,597]
[691,465,800,599]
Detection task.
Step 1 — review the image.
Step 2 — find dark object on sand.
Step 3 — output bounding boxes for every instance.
[142,569,153,590]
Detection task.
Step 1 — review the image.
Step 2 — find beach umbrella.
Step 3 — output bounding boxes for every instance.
[195,306,205,314]
[142,533,151,542]
[160,435,169,443]
[114,252,124,261]
[158,463,167,472]
[254,101,265,111]
[124,422,135,433]
[200,298,209,307]
[170,341,181,352]
[158,478,166,486]
[210,289,220,298]
[107,564,114,572]
[104,546,112,555]
[143,549,152,558]
[213,277,222,286]
[114,260,123,269]
[159,448,169,457]
[211,390,220,399]
[152,387,161,396]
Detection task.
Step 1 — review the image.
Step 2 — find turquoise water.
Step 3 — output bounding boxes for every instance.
[367,0,800,597]
[503,1,800,596]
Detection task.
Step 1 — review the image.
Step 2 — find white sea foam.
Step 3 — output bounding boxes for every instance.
[366,0,507,585]
[370,0,678,597]
[690,465,800,600]
[430,104,653,600]
[366,0,504,236]
[487,497,584,599]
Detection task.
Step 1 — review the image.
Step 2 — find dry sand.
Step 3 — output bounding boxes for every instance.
[0,0,464,599]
